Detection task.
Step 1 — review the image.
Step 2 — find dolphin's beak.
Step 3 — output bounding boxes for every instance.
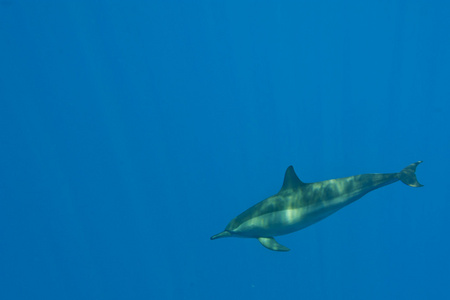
[210,231,232,240]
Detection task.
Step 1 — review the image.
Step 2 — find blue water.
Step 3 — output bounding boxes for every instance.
[1,1,449,299]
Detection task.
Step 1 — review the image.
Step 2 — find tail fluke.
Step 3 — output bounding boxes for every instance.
[399,161,423,187]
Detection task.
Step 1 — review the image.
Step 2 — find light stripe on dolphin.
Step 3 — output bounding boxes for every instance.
[211,161,423,251]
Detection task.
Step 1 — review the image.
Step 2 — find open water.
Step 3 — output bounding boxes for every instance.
[1,1,449,299]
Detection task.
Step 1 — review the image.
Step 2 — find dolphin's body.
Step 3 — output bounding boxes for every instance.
[211,161,423,251]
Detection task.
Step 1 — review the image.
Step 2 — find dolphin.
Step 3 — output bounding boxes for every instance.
[211,161,423,251]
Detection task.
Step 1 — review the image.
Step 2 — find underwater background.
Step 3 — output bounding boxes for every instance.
[1,1,449,299]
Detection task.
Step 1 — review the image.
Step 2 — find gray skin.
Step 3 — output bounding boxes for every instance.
[211,161,423,251]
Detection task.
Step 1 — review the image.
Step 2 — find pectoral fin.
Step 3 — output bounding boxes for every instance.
[258,237,290,252]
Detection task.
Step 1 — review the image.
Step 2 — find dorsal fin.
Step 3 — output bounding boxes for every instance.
[279,166,304,192]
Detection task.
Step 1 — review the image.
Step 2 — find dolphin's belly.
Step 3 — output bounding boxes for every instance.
[232,192,361,237]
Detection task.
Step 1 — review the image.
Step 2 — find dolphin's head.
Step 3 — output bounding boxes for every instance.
[210,230,232,240]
